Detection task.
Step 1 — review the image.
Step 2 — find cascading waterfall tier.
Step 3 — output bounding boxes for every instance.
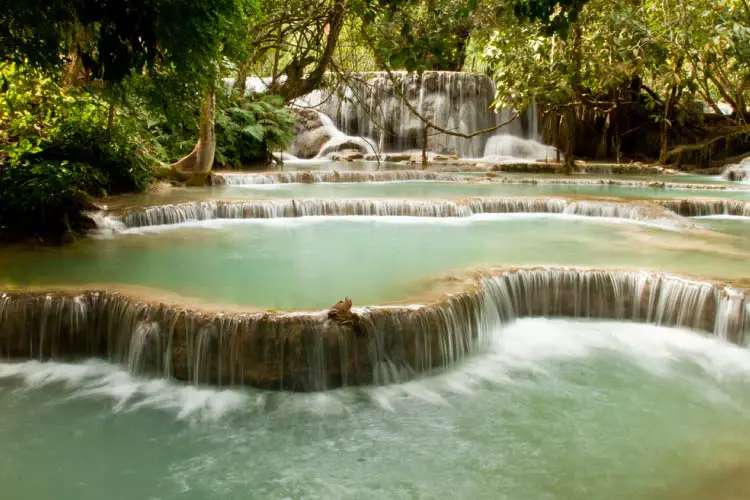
[298,71,536,158]
[494,176,750,192]
[657,199,750,217]
[1,268,747,390]
[215,170,465,185]
[213,171,750,194]
[104,198,684,229]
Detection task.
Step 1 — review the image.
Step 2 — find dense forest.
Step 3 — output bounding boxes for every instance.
[1,0,749,241]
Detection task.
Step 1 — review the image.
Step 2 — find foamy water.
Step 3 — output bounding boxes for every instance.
[3,319,750,500]
[109,212,685,236]
[2,319,749,420]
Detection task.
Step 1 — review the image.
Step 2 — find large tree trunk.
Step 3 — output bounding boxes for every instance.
[170,88,216,186]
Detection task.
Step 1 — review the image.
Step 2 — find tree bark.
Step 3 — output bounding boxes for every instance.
[170,88,216,186]
[107,102,116,131]
[659,84,679,164]
[234,65,249,97]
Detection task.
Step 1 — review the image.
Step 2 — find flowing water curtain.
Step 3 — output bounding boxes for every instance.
[2,269,748,390]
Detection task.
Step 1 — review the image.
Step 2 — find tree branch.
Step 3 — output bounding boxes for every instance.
[661,125,750,162]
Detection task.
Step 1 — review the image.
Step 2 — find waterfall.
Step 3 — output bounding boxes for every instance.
[2,268,747,390]
[313,112,377,159]
[496,176,750,192]
[215,170,464,185]
[105,198,685,229]
[482,135,557,162]
[562,201,679,223]
[657,199,750,217]
[214,171,750,194]
[721,158,750,183]
[298,71,542,158]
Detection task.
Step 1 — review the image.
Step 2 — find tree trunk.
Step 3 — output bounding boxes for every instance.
[107,102,116,131]
[171,88,216,186]
[659,85,678,164]
[234,66,248,97]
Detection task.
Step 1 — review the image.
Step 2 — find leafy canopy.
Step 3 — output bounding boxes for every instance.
[1,0,258,85]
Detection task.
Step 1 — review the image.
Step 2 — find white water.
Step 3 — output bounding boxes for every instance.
[103,198,687,231]
[4,320,750,500]
[658,199,750,217]
[218,170,461,184]
[298,71,552,159]
[0,359,250,421]
[482,134,558,162]
[314,112,378,159]
[721,158,750,183]
[1,319,749,419]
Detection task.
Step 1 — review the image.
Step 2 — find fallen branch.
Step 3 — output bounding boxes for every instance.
[327,297,363,334]
[661,125,750,162]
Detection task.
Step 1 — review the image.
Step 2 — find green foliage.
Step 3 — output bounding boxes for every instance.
[353,0,480,71]
[215,94,295,168]
[484,0,750,115]
[512,0,591,36]
[1,0,259,85]
[0,62,155,241]
[0,160,98,241]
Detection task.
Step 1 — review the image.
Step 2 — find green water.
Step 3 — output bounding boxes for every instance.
[0,217,746,309]
[693,216,750,240]
[2,319,750,500]
[105,181,750,209]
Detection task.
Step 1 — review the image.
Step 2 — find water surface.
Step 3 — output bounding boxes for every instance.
[1,319,749,500]
[105,181,750,209]
[1,217,746,308]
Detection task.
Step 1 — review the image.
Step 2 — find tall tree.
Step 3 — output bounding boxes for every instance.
[2,0,259,183]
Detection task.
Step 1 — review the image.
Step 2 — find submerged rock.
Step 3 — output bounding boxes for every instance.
[294,127,332,159]
[384,153,411,162]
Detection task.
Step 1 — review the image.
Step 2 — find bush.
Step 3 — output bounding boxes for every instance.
[0,62,155,242]
[38,112,154,194]
[0,160,100,241]
[214,94,295,168]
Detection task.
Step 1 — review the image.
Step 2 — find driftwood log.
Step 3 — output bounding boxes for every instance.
[327,297,363,334]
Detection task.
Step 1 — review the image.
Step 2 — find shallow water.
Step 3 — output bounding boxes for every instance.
[104,180,750,209]
[693,216,750,240]
[1,319,750,500]
[0,217,746,308]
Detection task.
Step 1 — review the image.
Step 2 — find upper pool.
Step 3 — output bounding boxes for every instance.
[1,216,746,309]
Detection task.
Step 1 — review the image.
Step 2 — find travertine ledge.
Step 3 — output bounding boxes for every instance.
[1,267,747,391]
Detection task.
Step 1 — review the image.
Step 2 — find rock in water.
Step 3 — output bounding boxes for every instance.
[721,157,750,182]
[291,109,330,159]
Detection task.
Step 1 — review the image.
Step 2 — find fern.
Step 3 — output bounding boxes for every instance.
[214,94,295,168]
